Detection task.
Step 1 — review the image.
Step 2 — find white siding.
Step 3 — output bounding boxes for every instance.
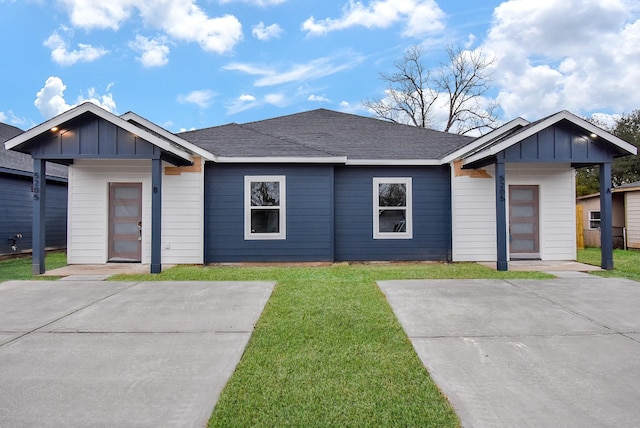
[67,159,203,265]
[161,163,204,264]
[452,163,576,262]
[451,165,497,261]
[625,192,640,249]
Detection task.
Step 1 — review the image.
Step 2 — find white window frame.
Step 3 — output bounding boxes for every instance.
[373,177,413,239]
[589,210,601,230]
[244,175,286,240]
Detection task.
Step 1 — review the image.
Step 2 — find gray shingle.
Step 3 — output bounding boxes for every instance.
[1,123,68,178]
[179,109,474,160]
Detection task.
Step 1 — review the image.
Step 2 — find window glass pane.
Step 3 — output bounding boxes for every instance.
[511,239,535,251]
[114,187,140,199]
[251,209,280,233]
[379,183,406,207]
[113,223,139,235]
[511,223,534,234]
[590,211,601,220]
[251,182,280,207]
[512,206,534,217]
[511,188,534,201]
[113,241,139,252]
[379,209,406,232]
[114,205,139,217]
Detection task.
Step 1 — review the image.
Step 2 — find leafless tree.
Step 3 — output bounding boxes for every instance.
[363,45,501,135]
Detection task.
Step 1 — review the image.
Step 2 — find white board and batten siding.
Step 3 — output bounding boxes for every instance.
[452,162,576,262]
[67,159,204,265]
[625,192,640,249]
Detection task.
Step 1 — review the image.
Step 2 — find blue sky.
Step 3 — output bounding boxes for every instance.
[1,0,639,133]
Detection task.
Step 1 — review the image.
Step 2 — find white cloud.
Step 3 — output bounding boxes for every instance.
[226,93,260,115]
[308,94,330,102]
[224,53,364,87]
[177,89,217,108]
[57,0,243,54]
[58,0,133,30]
[239,94,257,102]
[34,76,117,119]
[264,93,287,106]
[43,29,108,66]
[302,0,445,37]
[129,35,170,67]
[483,0,640,119]
[0,110,32,128]
[252,22,283,41]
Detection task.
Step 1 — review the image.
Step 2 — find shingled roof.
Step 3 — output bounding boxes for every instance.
[0,122,68,179]
[179,109,474,162]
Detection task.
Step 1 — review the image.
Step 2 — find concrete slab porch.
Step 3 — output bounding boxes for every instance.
[479,260,602,272]
[41,263,176,279]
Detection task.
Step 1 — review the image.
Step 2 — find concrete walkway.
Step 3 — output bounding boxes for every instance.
[0,280,274,427]
[379,276,640,427]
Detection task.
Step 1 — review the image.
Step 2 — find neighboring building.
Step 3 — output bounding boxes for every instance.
[0,123,68,256]
[4,103,636,273]
[577,181,640,249]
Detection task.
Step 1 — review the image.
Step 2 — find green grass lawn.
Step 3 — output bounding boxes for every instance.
[578,247,640,281]
[0,252,66,282]
[112,262,550,427]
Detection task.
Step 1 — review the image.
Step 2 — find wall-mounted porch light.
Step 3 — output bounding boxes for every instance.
[8,234,22,252]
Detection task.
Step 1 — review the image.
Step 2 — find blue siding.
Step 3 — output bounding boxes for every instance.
[334,166,451,261]
[0,173,67,255]
[29,117,162,160]
[205,164,335,262]
[205,164,453,263]
[503,123,617,163]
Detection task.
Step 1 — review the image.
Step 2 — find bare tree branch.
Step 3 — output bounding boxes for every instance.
[363,45,501,135]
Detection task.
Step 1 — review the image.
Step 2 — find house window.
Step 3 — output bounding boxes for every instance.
[245,176,286,240]
[589,211,601,229]
[373,177,413,239]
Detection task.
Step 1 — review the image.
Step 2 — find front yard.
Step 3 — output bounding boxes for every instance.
[112,263,550,427]
[1,251,636,426]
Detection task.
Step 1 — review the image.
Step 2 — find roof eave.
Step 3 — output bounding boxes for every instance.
[214,156,348,164]
[346,159,441,166]
[120,111,216,161]
[441,117,530,163]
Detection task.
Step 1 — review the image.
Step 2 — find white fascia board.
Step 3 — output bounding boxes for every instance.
[5,102,193,162]
[120,111,216,161]
[440,117,530,164]
[462,110,638,167]
[346,159,441,166]
[215,156,348,164]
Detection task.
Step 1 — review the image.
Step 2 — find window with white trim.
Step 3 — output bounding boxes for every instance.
[245,176,286,240]
[373,177,413,239]
[589,211,601,230]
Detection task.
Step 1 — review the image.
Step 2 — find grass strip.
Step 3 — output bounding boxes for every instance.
[112,262,550,427]
[0,252,66,282]
[578,247,640,281]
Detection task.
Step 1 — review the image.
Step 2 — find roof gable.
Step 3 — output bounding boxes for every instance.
[5,102,194,165]
[463,110,637,168]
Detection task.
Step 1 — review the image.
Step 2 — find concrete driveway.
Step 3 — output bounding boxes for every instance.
[379,275,640,427]
[0,280,274,427]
